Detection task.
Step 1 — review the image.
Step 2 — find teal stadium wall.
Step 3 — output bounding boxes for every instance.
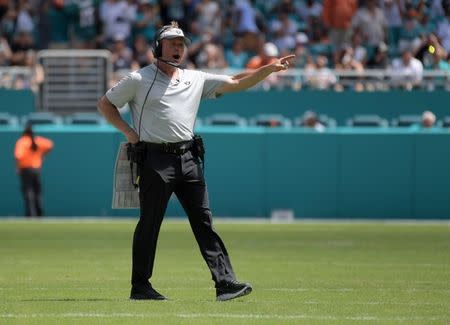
[2,89,450,123]
[1,124,450,219]
[197,90,450,124]
[0,89,35,117]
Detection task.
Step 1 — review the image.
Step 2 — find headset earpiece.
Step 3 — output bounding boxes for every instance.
[153,25,170,58]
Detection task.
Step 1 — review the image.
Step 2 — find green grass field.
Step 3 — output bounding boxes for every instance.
[1,220,449,324]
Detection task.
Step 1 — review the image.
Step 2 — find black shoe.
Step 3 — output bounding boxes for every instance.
[130,284,167,300]
[216,280,252,301]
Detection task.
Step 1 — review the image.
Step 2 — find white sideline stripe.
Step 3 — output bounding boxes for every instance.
[1,287,450,293]
[0,312,447,321]
[1,217,450,225]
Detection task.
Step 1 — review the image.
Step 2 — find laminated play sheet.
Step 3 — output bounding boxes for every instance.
[112,142,140,209]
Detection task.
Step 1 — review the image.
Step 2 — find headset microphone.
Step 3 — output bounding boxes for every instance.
[158,58,181,68]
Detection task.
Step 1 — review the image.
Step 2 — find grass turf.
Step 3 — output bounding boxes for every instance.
[0,220,449,324]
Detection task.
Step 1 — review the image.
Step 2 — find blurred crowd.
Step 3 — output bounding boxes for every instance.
[1,0,450,91]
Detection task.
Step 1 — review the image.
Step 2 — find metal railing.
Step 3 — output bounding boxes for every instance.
[0,67,33,89]
[37,50,112,113]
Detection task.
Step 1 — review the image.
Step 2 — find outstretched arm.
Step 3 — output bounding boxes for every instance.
[216,55,295,94]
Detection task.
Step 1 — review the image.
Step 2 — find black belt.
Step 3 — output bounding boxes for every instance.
[143,140,193,155]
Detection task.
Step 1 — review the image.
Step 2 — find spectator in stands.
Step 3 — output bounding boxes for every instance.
[0,5,17,44]
[99,0,136,48]
[131,34,154,69]
[0,0,8,20]
[195,0,221,39]
[159,0,191,31]
[246,41,280,90]
[381,0,403,48]
[69,0,101,49]
[25,50,44,93]
[391,49,424,90]
[398,8,423,53]
[297,0,323,25]
[349,30,368,66]
[415,33,448,69]
[16,0,35,34]
[195,42,227,69]
[246,41,279,69]
[220,9,236,50]
[14,123,54,217]
[305,54,338,90]
[185,21,215,67]
[35,0,51,50]
[47,0,71,49]
[335,43,365,91]
[232,0,260,52]
[224,37,249,69]
[301,110,326,132]
[436,0,450,53]
[322,0,357,55]
[352,0,388,47]
[0,33,12,65]
[269,9,298,54]
[134,0,161,44]
[367,41,389,68]
[111,33,134,71]
[10,32,35,66]
[421,110,436,128]
[292,32,313,68]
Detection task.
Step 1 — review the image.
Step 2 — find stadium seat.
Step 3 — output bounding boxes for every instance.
[438,116,450,128]
[391,115,422,127]
[21,112,63,125]
[346,115,389,127]
[65,112,106,125]
[249,114,292,127]
[204,114,247,126]
[294,114,337,128]
[0,112,19,125]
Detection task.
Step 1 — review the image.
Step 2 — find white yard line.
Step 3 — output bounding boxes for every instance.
[0,312,448,321]
[1,286,449,293]
[1,217,450,225]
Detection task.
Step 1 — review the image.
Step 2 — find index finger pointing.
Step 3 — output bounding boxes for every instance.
[280,55,296,63]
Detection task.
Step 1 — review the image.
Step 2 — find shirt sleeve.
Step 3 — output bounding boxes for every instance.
[201,71,231,99]
[36,137,54,154]
[14,138,26,161]
[106,72,139,108]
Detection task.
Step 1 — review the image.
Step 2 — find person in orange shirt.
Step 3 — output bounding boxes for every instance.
[322,0,358,61]
[246,42,280,69]
[246,42,281,89]
[14,124,54,217]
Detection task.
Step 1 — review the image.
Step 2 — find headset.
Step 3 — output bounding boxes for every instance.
[153,23,189,67]
[153,25,173,59]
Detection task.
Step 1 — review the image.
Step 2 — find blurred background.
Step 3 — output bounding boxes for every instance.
[1,0,450,219]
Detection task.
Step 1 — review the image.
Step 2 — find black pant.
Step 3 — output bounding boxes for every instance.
[19,168,43,217]
[131,148,236,288]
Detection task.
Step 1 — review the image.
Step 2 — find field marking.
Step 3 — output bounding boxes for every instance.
[1,287,450,293]
[0,312,448,321]
[1,217,450,225]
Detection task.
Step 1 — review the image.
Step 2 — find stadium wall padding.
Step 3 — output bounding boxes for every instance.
[198,90,450,125]
[2,90,450,125]
[0,89,35,116]
[1,125,449,219]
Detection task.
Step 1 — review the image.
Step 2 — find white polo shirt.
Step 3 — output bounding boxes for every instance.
[106,64,230,143]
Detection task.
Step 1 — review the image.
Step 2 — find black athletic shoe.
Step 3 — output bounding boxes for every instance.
[130,284,167,300]
[216,280,252,301]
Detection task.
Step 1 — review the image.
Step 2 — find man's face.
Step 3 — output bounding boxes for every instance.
[161,38,185,63]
